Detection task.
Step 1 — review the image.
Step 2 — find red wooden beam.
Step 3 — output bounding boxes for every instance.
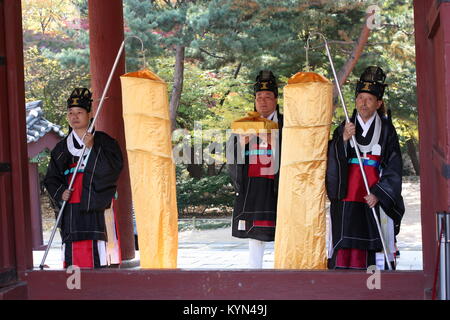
[414,0,437,297]
[0,0,31,299]
[27,132,61,158]
[27,134,61,251]
[28,163,45,251]
[426,0,441,38]
[441,5,450,207]
[88,0,135,261]
[414,0,450,297]
[0,0,16,274]
[0,282,28,300]
[3,0,33,272]
[22,270,425,300]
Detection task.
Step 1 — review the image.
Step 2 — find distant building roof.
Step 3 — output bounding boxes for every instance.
[26,100,65,143]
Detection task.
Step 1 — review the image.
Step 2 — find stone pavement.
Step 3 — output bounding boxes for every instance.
[33,181,423,270]
[32,227,422,270]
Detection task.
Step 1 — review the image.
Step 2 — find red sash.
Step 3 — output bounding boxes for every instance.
[343,154,381,203]
[67,163,84,204]
[247,142,275,179]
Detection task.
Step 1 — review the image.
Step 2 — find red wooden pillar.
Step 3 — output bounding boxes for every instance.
[88,0,135,260]
[0,0,31,299]
[28,163,45,251]
[27,134,62,251]
[414,0,450,298]
[0,0,16,283]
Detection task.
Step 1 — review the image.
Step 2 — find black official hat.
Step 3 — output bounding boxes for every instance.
[355,66,387,100]
[254,70,278,98]
[67,88,93,112]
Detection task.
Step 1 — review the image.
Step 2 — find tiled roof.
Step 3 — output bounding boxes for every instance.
[26,100,65,143]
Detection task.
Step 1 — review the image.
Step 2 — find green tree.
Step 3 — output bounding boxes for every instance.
[24,46,90,129]
[22,0,76,35]
[22,0,91,128]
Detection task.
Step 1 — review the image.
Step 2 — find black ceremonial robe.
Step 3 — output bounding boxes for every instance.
[227,112,283,242]
[326,111,404,268]
[44,131,123,244]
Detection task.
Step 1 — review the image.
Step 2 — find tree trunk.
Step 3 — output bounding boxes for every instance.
[333,13,373,112]
[187,147,203,179]
[219,62,242,106]
[406,138,420,175]
[170,44,185,131]
[207,164,216,176]
[187,163,203,179]
[217,163,226,175]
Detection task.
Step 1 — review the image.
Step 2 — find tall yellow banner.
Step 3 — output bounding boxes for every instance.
[120,70,178,268]
[274,72,333,269]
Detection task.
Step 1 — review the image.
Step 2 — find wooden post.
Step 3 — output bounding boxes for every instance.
[88,0,135,260]
[28,162,45,251]
[0,0,31,299]
[413,0,450,298]
[2,0,33,272]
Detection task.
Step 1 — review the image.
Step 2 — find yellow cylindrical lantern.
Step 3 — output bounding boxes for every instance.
[274,72,333,269]
[120,69,178,268]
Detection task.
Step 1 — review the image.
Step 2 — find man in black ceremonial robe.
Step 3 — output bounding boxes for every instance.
[326,66,405,270]
[44,88,123,268]
[227,70,284,268]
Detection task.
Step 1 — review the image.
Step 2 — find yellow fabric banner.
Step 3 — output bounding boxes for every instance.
[120,69,178,268]
[274,72,333,269]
